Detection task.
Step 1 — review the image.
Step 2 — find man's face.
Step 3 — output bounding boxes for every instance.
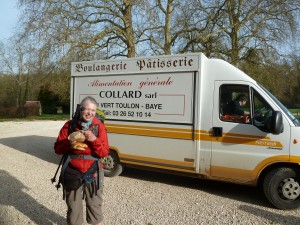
[240,99,247,106]
[81,101,96,122]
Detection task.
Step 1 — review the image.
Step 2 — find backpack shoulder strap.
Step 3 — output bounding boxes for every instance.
[90,124,99,137]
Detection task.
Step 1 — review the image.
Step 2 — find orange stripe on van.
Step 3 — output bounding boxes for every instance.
[106,123,283,148]
[111,146,298,184]
[119,153,195,173]
[106,123,193,140]
[210,155,290,185]
[211,136,283,148]
[214,131,270,140]
[290,156,300,163]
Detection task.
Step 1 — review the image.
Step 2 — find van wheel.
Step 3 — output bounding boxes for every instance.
[263,167,300,209]
[103,151,124,177]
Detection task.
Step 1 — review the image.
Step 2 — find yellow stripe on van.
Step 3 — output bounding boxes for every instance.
[218,132,270,140]
[211,136,283,148]
[106,123,283,148]
[119,153,195,173]
[106,123,193,139]
[210,155,290,185]
[290,156,300,163]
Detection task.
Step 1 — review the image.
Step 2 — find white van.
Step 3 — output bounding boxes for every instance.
[71,53,300,210]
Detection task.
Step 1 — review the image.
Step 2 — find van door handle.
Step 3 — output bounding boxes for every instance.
[212,127,223,137]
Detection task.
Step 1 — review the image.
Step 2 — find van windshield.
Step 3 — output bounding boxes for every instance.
[259,84,300,126]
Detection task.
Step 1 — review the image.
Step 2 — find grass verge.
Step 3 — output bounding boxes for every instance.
[0,114,70,122]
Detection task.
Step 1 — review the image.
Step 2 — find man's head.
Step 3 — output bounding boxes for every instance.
[237,94,247,106]
[80,96,98,122]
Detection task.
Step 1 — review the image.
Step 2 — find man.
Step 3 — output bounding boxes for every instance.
[225,94,250,116]
[54,96,109,225]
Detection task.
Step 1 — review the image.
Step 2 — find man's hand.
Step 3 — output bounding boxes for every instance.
[83,130,97,142]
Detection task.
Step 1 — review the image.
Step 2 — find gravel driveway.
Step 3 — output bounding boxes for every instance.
[0,121,299,225]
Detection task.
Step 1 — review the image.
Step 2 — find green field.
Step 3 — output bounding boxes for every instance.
[289,108,300,120]
[0,114,70,122]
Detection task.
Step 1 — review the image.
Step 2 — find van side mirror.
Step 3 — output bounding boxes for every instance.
[265,111,283,134]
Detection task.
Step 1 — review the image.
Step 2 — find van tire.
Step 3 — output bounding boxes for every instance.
[263,167,300,210]
[103,151,124,177]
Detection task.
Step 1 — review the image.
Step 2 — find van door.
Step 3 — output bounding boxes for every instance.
[211,81,290,183]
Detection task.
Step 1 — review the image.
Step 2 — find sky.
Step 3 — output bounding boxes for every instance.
[0,0,19,42]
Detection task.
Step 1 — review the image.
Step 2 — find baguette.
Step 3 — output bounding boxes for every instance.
[68,130,85,142]
[71,141,88,151]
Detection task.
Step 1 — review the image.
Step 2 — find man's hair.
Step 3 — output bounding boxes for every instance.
[236,94,247,101]
[80,96,98,108]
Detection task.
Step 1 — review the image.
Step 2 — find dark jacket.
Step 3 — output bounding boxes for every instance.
[224,101,244,116]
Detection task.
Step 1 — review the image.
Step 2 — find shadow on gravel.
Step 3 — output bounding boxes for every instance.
[0,170,65,225]
[0,135,60,164]
[120,167,270,208]
[239,205,300,225]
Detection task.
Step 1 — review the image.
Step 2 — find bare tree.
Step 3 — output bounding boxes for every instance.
[18,0,299,61]
[0,39,30,108]
[217,0,300,65]
[14,0,300,108]
[136,0,229,56]
[176,0,227,55]
[137,0,196,55]
[19,0,140,59]
[146,0,177,55]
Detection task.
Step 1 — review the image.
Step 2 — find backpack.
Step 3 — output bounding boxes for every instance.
[51,104,102,199]
[55,153,102,200]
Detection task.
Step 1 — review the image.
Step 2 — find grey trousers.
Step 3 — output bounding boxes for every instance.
[66,171,104,225]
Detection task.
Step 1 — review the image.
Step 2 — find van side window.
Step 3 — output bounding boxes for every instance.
[219,85,250,124]
[253,89,274,131]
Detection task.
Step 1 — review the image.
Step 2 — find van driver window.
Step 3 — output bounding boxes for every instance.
[252,90,274,131]
[220,85,250,124]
